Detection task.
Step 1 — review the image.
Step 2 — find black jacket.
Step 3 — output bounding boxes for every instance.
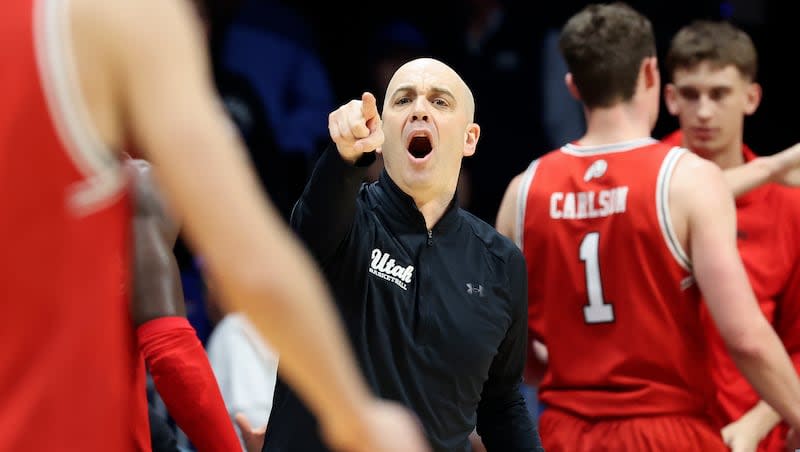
[263,146,543,451]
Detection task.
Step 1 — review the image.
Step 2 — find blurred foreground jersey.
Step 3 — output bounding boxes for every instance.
[0,0,136,450]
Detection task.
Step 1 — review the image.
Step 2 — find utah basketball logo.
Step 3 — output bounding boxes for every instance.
[584,159,608,182]
[369,248,414,290]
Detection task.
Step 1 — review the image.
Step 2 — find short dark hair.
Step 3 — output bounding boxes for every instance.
[665,20,758,82]
[559,2,656,108]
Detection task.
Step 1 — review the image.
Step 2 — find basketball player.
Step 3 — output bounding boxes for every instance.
[0,1,428,451]
[128,157,241,451]
[494,3,800,450]
[662,20,800,452]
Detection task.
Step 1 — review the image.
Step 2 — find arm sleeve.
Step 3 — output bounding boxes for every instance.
[289,143,374,265]
[138,316,242,452]
[476,250,544,451]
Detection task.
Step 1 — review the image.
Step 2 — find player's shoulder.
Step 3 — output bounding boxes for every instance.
[672,149,724,182]
[70,0,136,35]
[536,147,567,165]
[72,0,201,52]
[502,165,534,200]
[640,140,687,162]
[670,150,732,216]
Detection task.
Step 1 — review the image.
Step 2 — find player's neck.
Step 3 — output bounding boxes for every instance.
[685,136,745,170]
[579,106,652,146]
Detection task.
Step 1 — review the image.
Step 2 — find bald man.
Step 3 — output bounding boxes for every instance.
[262,58,543,452]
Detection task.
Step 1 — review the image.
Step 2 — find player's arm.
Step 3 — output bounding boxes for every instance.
[102,1,427,450]
[475,250,543,451]
[495,173,522,242]
[675,154,800,430]
[720,400,781,451]
[129,159,185,327]
[495,172,549,386]
[723,142,800,197]
[129,160,242,452]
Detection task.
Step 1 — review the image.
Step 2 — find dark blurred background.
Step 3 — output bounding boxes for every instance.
[202,0,794,219]
[180,0,796,340]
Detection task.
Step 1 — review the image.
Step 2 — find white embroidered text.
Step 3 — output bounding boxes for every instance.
[369,248,414,290]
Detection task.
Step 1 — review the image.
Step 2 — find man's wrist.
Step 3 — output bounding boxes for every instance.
[319,395,376,449]
[742,401,782,440]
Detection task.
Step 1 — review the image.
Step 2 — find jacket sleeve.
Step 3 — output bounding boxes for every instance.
[476,249,544,451]
[289,143,375,265]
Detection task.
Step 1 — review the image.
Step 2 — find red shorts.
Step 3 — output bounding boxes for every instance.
[539,408,728,452]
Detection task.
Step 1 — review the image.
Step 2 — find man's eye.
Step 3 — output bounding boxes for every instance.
[710,89,730,101]
[679,89,699,101]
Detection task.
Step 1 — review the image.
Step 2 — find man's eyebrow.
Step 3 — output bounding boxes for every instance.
[390,84,456,99]
[428,87,456,98]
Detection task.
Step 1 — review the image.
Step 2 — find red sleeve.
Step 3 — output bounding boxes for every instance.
[137,317,241,452]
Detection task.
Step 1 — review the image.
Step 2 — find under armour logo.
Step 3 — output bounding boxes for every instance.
[466,283,485,297]
[584,159,608,182]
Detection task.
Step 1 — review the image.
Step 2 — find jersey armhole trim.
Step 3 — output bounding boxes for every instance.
[656,147,692,271]
[515,159,539,249]
[34,0,125,215]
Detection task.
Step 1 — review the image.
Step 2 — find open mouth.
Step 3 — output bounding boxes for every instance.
[408,136,433,159]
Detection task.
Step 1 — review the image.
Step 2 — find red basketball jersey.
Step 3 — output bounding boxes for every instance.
[0,1,137,450]
[519,138,714,419]
[664,130,800,451]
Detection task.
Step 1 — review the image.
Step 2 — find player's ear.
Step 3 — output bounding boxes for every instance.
[664,83,680,116]
[743,82,762,116]
[642,57,659,90]
[565,73,581,102]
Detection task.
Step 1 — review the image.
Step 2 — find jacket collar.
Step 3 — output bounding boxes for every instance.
[375,170,461,234]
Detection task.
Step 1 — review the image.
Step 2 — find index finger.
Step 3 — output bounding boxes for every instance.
[361,92,379,122]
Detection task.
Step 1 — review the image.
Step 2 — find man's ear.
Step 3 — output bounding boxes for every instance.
[744,82,762,116]
[664,83,680,116]
[463,123,480,157]
[642,56,659,90]
[565,73,581,102]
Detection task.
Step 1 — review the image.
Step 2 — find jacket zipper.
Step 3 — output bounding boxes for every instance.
[427,229,433,246]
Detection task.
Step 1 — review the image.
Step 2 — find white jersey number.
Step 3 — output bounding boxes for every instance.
[579,232,615,323]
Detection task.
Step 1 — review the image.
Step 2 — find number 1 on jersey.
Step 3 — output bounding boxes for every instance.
[580,232,615,323]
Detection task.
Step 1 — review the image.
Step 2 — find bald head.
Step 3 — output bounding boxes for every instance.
[384,58,475,122]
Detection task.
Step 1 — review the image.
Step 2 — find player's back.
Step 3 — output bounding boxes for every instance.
[0,0,135,449]
[520,138,713,419]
